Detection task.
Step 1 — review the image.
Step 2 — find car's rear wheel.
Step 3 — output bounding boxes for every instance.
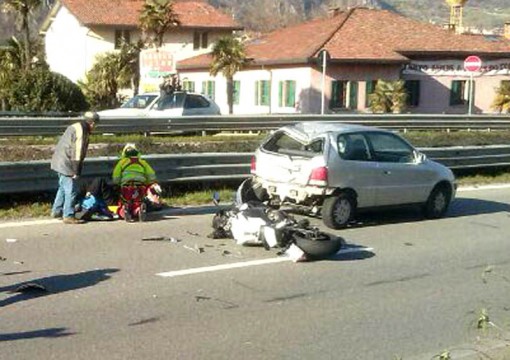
[423,184,451,219]
[322,193,355,229]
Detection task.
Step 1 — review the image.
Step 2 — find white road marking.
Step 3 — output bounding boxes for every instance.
[156,246,374,278]
[0,219,60,229]
[457,183,510,192]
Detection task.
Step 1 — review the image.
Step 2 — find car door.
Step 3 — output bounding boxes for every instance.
[327,132,379,208]
[365,131,436,206]
[183,94,213,116]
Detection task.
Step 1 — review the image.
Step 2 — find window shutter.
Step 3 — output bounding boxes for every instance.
[233,81,240,105]
[262,81,269,106]
[349,81,358,109]
[330,81,339,108]
[278,81,283,107]
[287,81,296,107]
[365,81,375,107]
[193,32,200,50]
[201,32,208,48]
[450,81,461,105]
[255,81,260,105]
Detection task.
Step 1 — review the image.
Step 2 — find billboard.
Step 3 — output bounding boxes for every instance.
[140,49,175,92]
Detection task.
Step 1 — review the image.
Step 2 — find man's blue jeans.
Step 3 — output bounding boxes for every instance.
[51,173,77,218]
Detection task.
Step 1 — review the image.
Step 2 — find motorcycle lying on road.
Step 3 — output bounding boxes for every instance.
[209,180,343,260]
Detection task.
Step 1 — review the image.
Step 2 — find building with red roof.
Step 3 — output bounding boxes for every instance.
[178,7,510,114]
[40,0,241,89]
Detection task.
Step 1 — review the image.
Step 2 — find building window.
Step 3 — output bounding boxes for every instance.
[182,80,195,92]
[405,80,420,107]
[202,80,215,100]
[255,80,270,106]
[450,80,471,105]
[365,80,377,107]
[330,80,358,109]
[114,30,131,49]
[278,80,296,108]
[233,80,241,105]
[193,31,209,50]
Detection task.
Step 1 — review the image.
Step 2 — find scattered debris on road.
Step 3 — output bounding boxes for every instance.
[141,236,180,243]
[183,245,204,254]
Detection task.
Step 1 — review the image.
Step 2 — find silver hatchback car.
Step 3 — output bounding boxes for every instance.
[251,122,456,229]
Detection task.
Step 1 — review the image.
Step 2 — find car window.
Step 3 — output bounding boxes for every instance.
[338,133,371,161]
[121,94,158,109]
[365,132,414,163]
[184,95,210,109]
[263,132,323,157]
[153,93,186,110]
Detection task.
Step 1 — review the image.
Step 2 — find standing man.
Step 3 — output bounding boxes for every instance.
[50,111,100,224]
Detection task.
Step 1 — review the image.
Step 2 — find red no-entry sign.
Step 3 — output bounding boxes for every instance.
[464,55,482,72]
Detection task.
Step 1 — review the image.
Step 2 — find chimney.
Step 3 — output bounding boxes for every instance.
[505,22,510,40]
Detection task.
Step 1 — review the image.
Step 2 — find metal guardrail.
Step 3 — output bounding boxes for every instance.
[1,114,510,136]
[1,146,510,194]
[0,153,251,194]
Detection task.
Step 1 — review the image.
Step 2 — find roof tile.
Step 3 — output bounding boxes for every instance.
[178,7,510,69]
[60,0,241,29]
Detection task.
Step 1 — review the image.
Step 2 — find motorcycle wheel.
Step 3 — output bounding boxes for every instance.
[292,231,342,259]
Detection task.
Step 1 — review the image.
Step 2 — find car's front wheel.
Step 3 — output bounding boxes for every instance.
[322,193,356,229]
[423,184,451,219]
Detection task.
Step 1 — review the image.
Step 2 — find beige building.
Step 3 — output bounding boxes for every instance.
[40,0,241,92]
[178,8,510,115]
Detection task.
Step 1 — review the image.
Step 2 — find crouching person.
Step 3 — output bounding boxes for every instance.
[112,143,156,222]
[74,177,117,221]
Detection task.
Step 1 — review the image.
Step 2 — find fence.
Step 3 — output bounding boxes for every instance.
[1,114,510,136]
[2,146,510,194]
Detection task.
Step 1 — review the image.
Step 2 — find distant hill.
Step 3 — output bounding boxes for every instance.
[1,0,508,45]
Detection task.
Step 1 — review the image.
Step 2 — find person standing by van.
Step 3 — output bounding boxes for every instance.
[50,111,100,224]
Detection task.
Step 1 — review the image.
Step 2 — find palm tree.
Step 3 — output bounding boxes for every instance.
[210,36,248,114]
[2,0,43,70]
[368,80,408,113]
[139,0,180,48]
[492,81,510,113]
[79,47,137,109]
[119,40,145,95]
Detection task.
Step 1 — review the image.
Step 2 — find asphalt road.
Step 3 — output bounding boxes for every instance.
[1,185,510,360]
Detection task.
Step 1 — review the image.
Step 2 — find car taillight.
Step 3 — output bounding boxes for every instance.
[250,156,256,174]
[309,166,328,186]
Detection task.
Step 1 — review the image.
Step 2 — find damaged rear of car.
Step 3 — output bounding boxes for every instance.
[251,122,456,229]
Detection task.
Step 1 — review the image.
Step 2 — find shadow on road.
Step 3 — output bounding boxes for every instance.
[341,197,510,229]
[0,327,75,342]
[0,268,119,307]
[328,242,376,261]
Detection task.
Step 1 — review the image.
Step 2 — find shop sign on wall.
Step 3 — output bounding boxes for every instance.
[403,60,510,76]
[140,49,175,79]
